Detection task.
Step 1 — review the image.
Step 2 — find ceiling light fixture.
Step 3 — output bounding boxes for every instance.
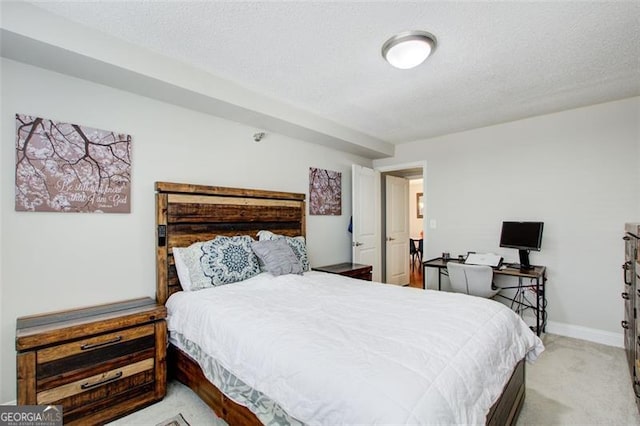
[381,30,437,70]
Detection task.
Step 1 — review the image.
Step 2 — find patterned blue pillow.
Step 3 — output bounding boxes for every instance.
[199,236,261,286]
[256,230,310,271]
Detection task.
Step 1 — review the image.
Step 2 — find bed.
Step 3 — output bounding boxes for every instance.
[155,181,543,425]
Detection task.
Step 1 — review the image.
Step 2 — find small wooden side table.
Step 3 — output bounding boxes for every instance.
[312,262,373,281]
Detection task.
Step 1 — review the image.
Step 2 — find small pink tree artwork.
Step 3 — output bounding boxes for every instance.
[309,167,341,215]
[15,114,132,213]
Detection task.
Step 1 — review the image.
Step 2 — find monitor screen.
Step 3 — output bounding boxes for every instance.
[499,221,544,251]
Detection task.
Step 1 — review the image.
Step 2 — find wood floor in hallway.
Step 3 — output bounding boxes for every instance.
[408,262,423,289]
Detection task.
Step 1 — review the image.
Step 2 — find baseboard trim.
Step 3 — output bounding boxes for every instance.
[545,320,624,348]
[1,400,17,405]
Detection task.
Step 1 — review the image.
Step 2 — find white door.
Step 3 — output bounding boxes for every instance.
[385,175,410,285]
[352,165,381,282]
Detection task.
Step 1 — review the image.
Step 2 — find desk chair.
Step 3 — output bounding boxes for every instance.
[446,263,500,299]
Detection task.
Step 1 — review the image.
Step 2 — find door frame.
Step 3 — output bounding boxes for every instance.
[376,161,427,283]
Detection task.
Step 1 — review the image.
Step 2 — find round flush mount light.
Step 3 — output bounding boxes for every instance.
[381,30,437,69]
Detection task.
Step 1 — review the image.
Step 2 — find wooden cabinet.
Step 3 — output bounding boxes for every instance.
[16,297,167,425]
[313,262,373,281]
[623,223,640,413]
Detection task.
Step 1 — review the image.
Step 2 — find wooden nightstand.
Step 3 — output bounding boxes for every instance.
[16,297,167,425]
[313,262,373,281]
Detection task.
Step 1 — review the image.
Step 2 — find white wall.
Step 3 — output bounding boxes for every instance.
[375,97,640,342]
[0,58,371,402]
[409,179,424,238]
[0,63,4,395]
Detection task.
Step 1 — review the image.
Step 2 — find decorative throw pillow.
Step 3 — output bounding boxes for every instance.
[251,239,303,276]
[173,236,261,290]
[200,236,261,286]
[257,230,310,271]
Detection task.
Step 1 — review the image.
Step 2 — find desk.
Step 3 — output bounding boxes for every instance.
[423,257,547,336]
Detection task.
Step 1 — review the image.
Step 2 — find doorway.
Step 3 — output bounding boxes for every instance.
[377,162,426,287]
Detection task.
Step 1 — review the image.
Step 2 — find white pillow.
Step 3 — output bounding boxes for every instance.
[172,247,193,291]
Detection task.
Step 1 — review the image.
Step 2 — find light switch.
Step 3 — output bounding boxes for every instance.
[430,219,437,229]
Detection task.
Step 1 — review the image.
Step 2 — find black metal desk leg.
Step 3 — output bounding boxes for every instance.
[422,263,426,290]
[536,277,540,335]
[542,273,546,332]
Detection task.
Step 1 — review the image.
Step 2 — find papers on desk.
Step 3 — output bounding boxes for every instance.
[465,253,503,268]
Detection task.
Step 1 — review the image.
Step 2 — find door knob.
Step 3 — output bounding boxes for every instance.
[386,237,395,241]
[353,241,364,247]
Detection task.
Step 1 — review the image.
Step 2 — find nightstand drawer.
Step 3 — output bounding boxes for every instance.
[38,358,154,405]
[37,323,155,363]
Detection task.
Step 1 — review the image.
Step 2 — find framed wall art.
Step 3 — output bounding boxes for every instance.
[15,114,132,213]
[309,167,341,215]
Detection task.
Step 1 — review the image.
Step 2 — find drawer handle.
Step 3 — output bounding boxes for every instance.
[622,292,630,300]
[80,371,123,390]
[80,335,122,350]
[623,261,633,285]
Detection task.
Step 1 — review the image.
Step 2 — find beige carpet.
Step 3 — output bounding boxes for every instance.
[155,413,190,426]
[517,334,639,425]
[107,382,225,426]
[110,334,640,425]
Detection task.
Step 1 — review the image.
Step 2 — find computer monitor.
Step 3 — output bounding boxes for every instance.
[499,221,544,270]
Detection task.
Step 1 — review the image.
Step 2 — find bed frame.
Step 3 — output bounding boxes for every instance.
[155,181,525,425]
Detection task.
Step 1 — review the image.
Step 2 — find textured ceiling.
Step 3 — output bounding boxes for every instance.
[28,1,640,145]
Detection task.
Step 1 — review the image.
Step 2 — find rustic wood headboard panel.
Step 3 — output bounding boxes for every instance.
[155,181,306,304]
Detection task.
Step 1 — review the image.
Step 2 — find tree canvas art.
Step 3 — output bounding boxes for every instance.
[15,114,132,213]
[309,167,341,215]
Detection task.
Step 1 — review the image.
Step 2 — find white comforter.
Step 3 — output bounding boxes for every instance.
[167,271,544,425]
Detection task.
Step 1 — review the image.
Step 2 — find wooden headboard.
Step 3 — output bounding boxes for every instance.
[155,182,306,304]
